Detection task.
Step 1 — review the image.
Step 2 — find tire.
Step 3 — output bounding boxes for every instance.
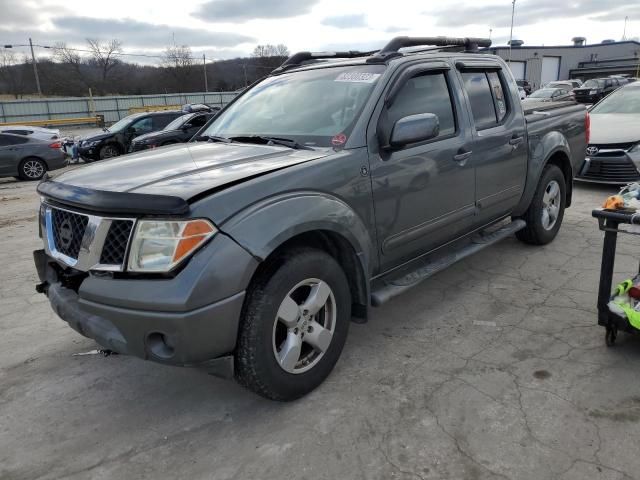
[99,144,120,160]
[236,248,351,401]
[18,157,46,181]
[515,164,566,245]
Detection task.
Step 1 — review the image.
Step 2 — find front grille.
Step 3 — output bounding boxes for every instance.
[51,208,89,259]
[580,158,640,184]
[100,220,134,265]
[589,143,635,153]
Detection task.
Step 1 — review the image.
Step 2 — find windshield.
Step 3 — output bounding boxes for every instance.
[202,65,385,147]
[583,79,604,89]
[107,115,141,132]
[530,89,555,99]
[164,113,192,131]
[591,86,640,114]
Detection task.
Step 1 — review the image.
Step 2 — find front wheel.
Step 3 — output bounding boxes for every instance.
[515,164,566,245]
[99,144,120,160]
[236,248,351,401]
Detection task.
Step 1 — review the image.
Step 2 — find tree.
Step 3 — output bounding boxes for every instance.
[86,38,123,83]
[0,50,21,98]
[53,42,89,89]
[162,44,195,92]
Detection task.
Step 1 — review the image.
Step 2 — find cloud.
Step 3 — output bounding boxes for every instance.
[0,0,67,26]
[195,0,319,23]
[321,14,367,29]
[51,17,254,48]
[385,26,406,34]
[430,0,639,28]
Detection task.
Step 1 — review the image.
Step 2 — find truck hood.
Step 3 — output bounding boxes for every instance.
[590,114,640,144]
[51,142,332,199]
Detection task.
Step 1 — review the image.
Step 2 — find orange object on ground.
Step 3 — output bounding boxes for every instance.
[603,195,625,210]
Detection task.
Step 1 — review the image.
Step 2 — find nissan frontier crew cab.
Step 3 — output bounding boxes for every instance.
[33,36,588,400]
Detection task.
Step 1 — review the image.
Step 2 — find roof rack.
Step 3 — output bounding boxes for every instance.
[273,50,378,73]
[367,36,492,62]
[273,36,492,73]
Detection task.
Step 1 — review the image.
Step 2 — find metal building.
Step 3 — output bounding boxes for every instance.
[485,39,640,90]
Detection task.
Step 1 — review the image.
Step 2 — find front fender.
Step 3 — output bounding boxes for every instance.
[514,131,572,216]
[220,191,375,274]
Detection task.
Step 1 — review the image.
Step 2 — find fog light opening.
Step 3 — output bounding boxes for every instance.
[146,332,175,360]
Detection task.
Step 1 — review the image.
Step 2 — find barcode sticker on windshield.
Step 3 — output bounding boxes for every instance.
[335,72,381,83]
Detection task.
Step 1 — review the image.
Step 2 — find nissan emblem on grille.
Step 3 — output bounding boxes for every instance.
[586,146,599,156]
[58,220,74,249]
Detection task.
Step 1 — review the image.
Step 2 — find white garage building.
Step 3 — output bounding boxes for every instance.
[485,38,640,90]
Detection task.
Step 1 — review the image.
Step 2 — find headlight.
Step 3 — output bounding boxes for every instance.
[589,90,598,95]
[88,140,102,147]
[127,219,216,272]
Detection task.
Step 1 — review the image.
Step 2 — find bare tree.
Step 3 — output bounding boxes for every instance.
[86,38,123,83]
[162,44,195,92]
[274,44,290,57]
[0,50,27,98]
[53,42,88,88]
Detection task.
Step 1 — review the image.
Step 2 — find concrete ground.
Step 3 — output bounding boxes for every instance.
[1,177,640,480]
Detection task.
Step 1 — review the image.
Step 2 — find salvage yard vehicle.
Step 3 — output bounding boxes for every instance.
[573,77,625,104]
[0,133,66,180]
[0,125,61,141]
[129,108,219,152]
[576,81,640,184]
[77,110,184,160]
[522,87,574,104]
[33,36,588,400]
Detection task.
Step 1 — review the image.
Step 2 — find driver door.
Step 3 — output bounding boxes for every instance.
[368,63,476,271]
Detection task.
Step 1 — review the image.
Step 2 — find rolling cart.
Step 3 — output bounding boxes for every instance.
[593,209,640,346]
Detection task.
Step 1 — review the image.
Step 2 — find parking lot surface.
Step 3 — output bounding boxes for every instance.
[1,177,640,480]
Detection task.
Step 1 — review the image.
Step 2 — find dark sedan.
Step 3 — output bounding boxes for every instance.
[129,109,218,152]
[77,110,184,161]
[0,133,67,180]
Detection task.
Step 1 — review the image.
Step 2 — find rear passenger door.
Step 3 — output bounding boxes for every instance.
[457,63,527,226]
[369,62,476,271]
[0,134,27,175]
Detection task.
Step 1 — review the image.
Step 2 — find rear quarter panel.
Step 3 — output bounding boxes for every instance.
[514,103,587,215]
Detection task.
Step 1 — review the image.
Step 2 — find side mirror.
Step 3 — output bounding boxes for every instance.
[388,113,439,149]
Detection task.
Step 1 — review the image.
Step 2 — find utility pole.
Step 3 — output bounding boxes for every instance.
[623,16,628,41]
[508,0,516,64]
[28,37,42,96]
[203,54,208,92]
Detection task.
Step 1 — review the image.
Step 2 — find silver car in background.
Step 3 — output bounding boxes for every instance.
[0,133,67,181]
[576,82,640,184]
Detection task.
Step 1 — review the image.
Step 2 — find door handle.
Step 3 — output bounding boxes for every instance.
[453,151,472,162]
[509,136,524,146]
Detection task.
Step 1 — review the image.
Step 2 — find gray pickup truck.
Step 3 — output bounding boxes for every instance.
[33,37,588,400]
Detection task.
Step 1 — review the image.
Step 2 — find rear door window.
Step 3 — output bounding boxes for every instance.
[461,72,498,129]
[189,114,208,128]
[153,114,180,130]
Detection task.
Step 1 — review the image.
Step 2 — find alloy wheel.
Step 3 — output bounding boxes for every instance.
[272,278,336,374]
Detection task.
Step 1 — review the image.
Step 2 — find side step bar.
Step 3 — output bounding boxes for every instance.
[371,219,526,306]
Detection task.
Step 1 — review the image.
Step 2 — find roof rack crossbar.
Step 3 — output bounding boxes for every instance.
[274,50,378,72]
[367,36,492,63]
[381,36,492,53]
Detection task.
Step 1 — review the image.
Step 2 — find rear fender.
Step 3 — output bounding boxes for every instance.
[513,131,572,216]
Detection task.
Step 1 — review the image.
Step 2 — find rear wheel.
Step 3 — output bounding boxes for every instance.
[515,164,566,245]
[236,248,351,400]
[99,144,120,160]
[18,157,46,181]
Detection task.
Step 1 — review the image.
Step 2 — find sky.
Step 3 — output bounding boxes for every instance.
[0,0,638,64]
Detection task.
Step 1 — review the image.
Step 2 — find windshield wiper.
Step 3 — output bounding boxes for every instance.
[227,135,313,150]
[193,134,233,143]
